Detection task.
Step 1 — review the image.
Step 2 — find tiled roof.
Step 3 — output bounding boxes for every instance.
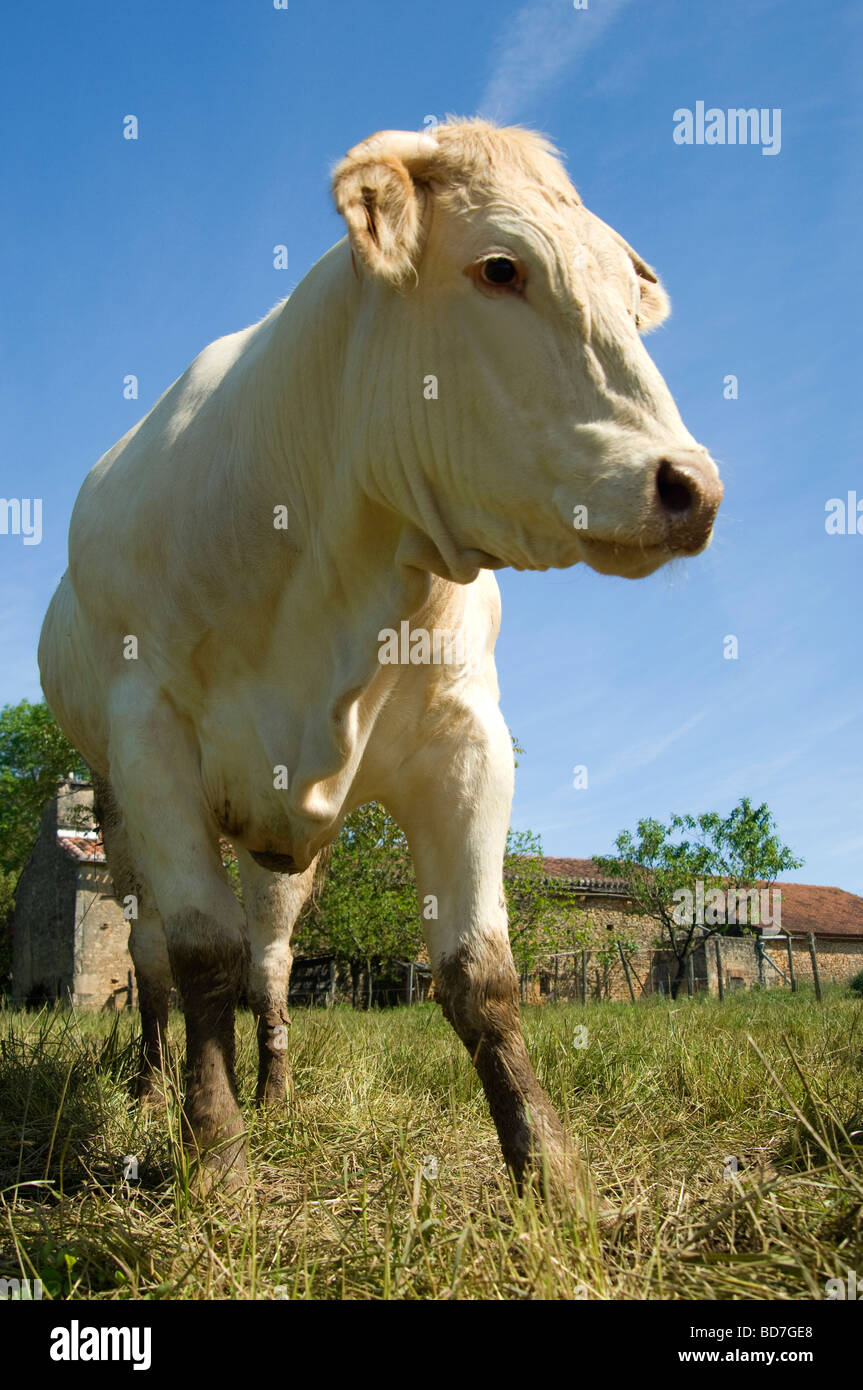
[49,830,863,941]
[542,858,863,940]
[770,881,863,941]
[56,828,107,863]
[543,858,630,892]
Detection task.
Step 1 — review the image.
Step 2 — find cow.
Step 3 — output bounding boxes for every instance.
[39,119,722,1203]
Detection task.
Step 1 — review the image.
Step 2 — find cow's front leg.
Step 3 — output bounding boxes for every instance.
[385,712,593,1206]
[435,940,577,1188]
[167,903,247,1189]
[93,773,173,1103]
[108,693,249,1192]
[236,848,318,1106]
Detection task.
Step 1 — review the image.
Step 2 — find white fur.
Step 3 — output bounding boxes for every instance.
[39,121,719,986]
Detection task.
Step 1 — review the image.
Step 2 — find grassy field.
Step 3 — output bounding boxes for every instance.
[0,989,860,1300]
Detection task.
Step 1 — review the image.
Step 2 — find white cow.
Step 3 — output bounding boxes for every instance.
[39,120,721,1199]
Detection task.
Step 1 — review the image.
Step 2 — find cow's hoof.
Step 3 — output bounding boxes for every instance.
[595,1202,625,1239]
[135,1071,170,1111]
[186,1138,250,1201]
[255,1088,290,1111]
[255,1064,292,1110]
[549,1166,621,1238]
[200,1160,250,1201]
[527,1143,602,1225]
[181,1104,248,1200]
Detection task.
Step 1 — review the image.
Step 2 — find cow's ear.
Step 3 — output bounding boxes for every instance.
[332,131,438,286]
[595,213,672,332]
[632,255,670,333]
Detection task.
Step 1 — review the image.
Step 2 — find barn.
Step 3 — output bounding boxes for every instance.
[10,795,863,1009]
[10,779,134,1009]
[537,859,863,1000]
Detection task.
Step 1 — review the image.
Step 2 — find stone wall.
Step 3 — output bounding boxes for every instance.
[13,798,863,1011]
[11,788,136,1010]
[11,798,77,1003]
[703,934,765,992]
[537,887,863,999]
[764,935,863,988]
[72,865,135,1009]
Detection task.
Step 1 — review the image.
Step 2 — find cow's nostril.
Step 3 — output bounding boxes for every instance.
[656,459,695,515]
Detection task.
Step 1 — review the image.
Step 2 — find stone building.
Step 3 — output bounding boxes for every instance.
[11,780,134,1009]
[536,858,863,1000]
[10,793,863,1011]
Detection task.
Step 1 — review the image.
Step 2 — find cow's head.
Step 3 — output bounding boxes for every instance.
[332,120,722,581]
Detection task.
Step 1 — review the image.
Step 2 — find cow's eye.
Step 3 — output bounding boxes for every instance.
[465,254,526,296]
[481,256,518,286]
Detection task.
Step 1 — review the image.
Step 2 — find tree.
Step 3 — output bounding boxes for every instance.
[296,801,563,999]
[294,802,421,1003]
[672,798,803,899]
[504,829,630,982]
[594,800,803,999]
[0,700,87,988]
[0,699,87,875]
[296,736,554,996]
[593,818,711,999]
[504,828,557,975]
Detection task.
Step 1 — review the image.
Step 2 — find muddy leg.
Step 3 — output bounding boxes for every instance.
[104,693,250,1192]
[93,773,172,1102]
[384,711,594,1206]
[164,910,248,1185]
[435,941,578,1187]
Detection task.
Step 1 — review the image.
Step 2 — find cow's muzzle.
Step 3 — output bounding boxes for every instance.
[653,450,723,554]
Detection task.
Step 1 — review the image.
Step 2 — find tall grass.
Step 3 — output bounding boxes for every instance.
[0,989,860,1299]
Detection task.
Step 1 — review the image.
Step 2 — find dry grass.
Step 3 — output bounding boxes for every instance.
[0,989,860,1299]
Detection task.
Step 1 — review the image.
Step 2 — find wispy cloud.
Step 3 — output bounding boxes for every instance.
[599,709,711,785]
[479,0,634,123]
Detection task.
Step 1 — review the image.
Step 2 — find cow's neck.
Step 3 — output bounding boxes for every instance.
[259,241,446,628]
[215,243,468,858]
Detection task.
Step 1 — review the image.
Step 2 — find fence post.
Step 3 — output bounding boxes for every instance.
[407,961,414,1006]
[328,959,336,1007]
[687,952,695,996]
[617,942,636,1001]
[807,932,822,1001]
[581,950,587,1006]
[714,937,724,1001]
[785,935,796,993]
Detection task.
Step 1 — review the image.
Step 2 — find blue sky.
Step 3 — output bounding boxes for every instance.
[1,1,860,890]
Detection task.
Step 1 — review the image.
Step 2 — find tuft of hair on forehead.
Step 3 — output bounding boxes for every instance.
[426,118,582,208]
